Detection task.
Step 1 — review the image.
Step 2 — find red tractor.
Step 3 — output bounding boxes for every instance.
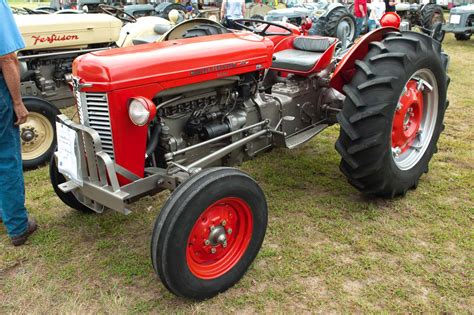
[50,18,449,299]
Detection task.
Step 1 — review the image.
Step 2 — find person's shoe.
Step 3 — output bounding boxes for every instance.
[10,218,38,246]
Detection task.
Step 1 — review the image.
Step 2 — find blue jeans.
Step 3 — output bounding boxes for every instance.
[355,17,365,38]
[368,19,378,32]
[0,74,28,238]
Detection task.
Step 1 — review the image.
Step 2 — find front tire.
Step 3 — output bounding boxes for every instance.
[21,97,60,169]
[336,31,448,197]
[455,33,471,41]
[49,152,94,213]
[151,167,268,299]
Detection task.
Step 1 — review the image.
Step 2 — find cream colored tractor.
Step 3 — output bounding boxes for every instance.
[16,11,178,168]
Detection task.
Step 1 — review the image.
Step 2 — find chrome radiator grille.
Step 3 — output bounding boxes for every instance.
[75,91,115,159]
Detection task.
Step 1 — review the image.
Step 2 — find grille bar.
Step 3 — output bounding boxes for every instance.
[76,91,115,159]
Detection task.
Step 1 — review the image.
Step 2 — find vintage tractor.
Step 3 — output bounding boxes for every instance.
[49,16,449,299]
[395,1,446,41]
[443,3,474,40]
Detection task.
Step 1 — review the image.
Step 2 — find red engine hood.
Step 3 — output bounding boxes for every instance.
[73,32,274,91]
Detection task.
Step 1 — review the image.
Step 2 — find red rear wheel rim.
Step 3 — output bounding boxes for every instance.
[392,80,424,154]
[186,197,253,279]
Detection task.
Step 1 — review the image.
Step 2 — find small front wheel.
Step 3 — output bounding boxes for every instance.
[151,167,268,299]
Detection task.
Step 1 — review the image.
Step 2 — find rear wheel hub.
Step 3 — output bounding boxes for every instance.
[391,69,438,170]
[392,80,423,154]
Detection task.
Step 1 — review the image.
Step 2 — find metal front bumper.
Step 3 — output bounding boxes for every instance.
[55,114,175,214]
[443,24,473,34]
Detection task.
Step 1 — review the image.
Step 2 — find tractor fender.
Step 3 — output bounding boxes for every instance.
[22,95,58,111]
[319,3,345,19]
[330,26,398,93]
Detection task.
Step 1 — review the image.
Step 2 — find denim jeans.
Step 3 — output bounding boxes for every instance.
[368,19,378,32]
[355,17,365,38]
[0,74,28,237]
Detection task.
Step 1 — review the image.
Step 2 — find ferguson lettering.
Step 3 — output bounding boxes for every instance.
[32,34,79,45]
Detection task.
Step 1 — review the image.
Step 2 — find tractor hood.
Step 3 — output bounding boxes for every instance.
[15,14,122,51]
[73,32,274,91]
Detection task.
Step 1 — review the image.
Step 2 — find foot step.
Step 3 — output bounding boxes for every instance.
[285,124,328,149]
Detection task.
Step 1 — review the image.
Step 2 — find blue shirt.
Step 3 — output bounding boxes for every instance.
[0,0,25,56]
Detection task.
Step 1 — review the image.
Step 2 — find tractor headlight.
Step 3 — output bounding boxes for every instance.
[128,97,156,126]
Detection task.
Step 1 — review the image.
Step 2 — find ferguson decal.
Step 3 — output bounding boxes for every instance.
[32,34,79,45]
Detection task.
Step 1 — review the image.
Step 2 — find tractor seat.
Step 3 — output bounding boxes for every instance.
[272,37,336,72]
[132,24,172,46]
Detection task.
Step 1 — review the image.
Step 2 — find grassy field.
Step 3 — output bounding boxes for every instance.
[1,30,473,313]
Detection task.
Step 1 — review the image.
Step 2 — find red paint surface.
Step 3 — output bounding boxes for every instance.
[330,27,399,93]
[186,197,254,280]
[392,80,423,153]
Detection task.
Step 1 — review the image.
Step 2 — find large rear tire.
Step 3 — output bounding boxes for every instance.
[311,7,356,43]
[420,4,445,30]
[151,167,267,299]
[336,31,448,197]
[21,97,59,169]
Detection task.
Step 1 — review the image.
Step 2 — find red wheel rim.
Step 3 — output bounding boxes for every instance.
[186,197,253,280]
[392,80,424,154]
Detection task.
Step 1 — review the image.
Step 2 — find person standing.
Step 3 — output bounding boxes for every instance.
[221,0,246,30]
[0,0,37,246]
[384,0,397,12]
[368,0,386,31]
[354,0,368,38]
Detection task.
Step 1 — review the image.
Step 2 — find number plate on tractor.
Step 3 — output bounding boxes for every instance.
[450,14,461,24]
[56,122,82,186]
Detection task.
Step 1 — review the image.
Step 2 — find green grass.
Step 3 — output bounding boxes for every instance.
[0,36,473,312]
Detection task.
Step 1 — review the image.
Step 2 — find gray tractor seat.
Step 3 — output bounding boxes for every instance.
[132,23,172,46]
[272,37,336,72]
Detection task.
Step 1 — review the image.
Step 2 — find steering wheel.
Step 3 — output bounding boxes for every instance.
[99,4,137,23]
[232,19,294,36]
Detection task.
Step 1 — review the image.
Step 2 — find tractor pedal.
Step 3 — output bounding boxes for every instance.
[284,124,328,149]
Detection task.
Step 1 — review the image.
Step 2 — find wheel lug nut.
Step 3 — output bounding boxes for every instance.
[221,220,226,226]
[211,248,216,254]
[210,225,215,231]
[223,241,227,248]
[392,147,401,157]
[204,239,210,246]
[227,228,232,235]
